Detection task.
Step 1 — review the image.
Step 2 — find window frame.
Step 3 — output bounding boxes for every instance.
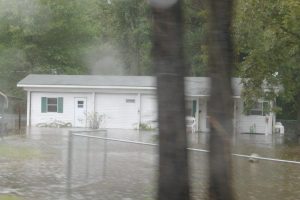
[41,97,63,113]
[47,98,58,112]
[247,101,270,116]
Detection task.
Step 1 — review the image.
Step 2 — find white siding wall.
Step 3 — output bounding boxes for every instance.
[28,88,274,133]
[30,92,93,127]
[236,100,273,134]
[28,88,156,129]
[197,98,274,134]
[140,94,157,128]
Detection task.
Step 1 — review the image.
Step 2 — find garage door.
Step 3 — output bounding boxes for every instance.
[95,94,139,129]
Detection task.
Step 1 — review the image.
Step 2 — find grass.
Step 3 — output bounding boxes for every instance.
[0,195,22,200]
[0,144,41,160]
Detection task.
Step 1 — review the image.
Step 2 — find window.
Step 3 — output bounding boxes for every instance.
[77,101,84,108]
[47,98,57,112]
[41,97,63,113]
[186,100,197,117]
[247,101,270,116]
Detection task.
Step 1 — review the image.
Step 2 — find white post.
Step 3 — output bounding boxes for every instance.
[202,98,208,132]
[26,91,31,127]
[92,92,96,113]
[137,93,141,129]
[271,101,275,134]
[233,99,237,136]
[195,98,200,131]
[67,131,73,199]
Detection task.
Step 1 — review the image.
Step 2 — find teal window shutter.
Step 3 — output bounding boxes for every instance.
[192,100,197,117]
[41,97,47,113]
[57,97,63,113]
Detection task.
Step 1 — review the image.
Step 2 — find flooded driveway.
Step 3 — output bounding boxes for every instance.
[0,128,300,200]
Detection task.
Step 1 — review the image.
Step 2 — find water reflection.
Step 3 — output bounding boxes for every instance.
[0,128,300,200]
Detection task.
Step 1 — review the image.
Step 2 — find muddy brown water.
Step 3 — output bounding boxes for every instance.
[0,128,299,200]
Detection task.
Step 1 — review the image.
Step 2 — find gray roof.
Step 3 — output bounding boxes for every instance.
[18,74,156,87]
[18,74,242,97]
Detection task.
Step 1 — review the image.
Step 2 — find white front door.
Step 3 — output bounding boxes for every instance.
[74,97,87,127]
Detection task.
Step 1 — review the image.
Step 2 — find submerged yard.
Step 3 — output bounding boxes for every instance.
[0,128,300,200]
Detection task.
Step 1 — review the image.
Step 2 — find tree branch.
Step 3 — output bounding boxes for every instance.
[280,26,300,40]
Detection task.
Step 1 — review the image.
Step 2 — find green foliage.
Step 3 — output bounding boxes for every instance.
[93,0,152,75]
[276,95,297,119]
[139,122,155,131]
[0,0,297,117]
[0,0,93,97]
[86,112,105,129]
[183,0,208,76]
[234,0,300,116]
[0,195,22,200]
[0,0,210,100]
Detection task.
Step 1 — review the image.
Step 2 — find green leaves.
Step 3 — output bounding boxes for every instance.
[235,0,300,117]
[0,0,93,96]
[183,0,208,76]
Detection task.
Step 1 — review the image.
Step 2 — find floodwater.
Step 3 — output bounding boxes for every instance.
[0,128,300,200]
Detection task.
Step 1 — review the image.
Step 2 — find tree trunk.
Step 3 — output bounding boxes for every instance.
[150,1,190,200]
[207,0,235,200]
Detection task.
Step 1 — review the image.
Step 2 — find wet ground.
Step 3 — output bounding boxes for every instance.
[0,128,300,200]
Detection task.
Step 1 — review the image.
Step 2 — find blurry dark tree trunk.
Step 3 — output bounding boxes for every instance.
[150,1,190,200]
[207,0,235,200]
